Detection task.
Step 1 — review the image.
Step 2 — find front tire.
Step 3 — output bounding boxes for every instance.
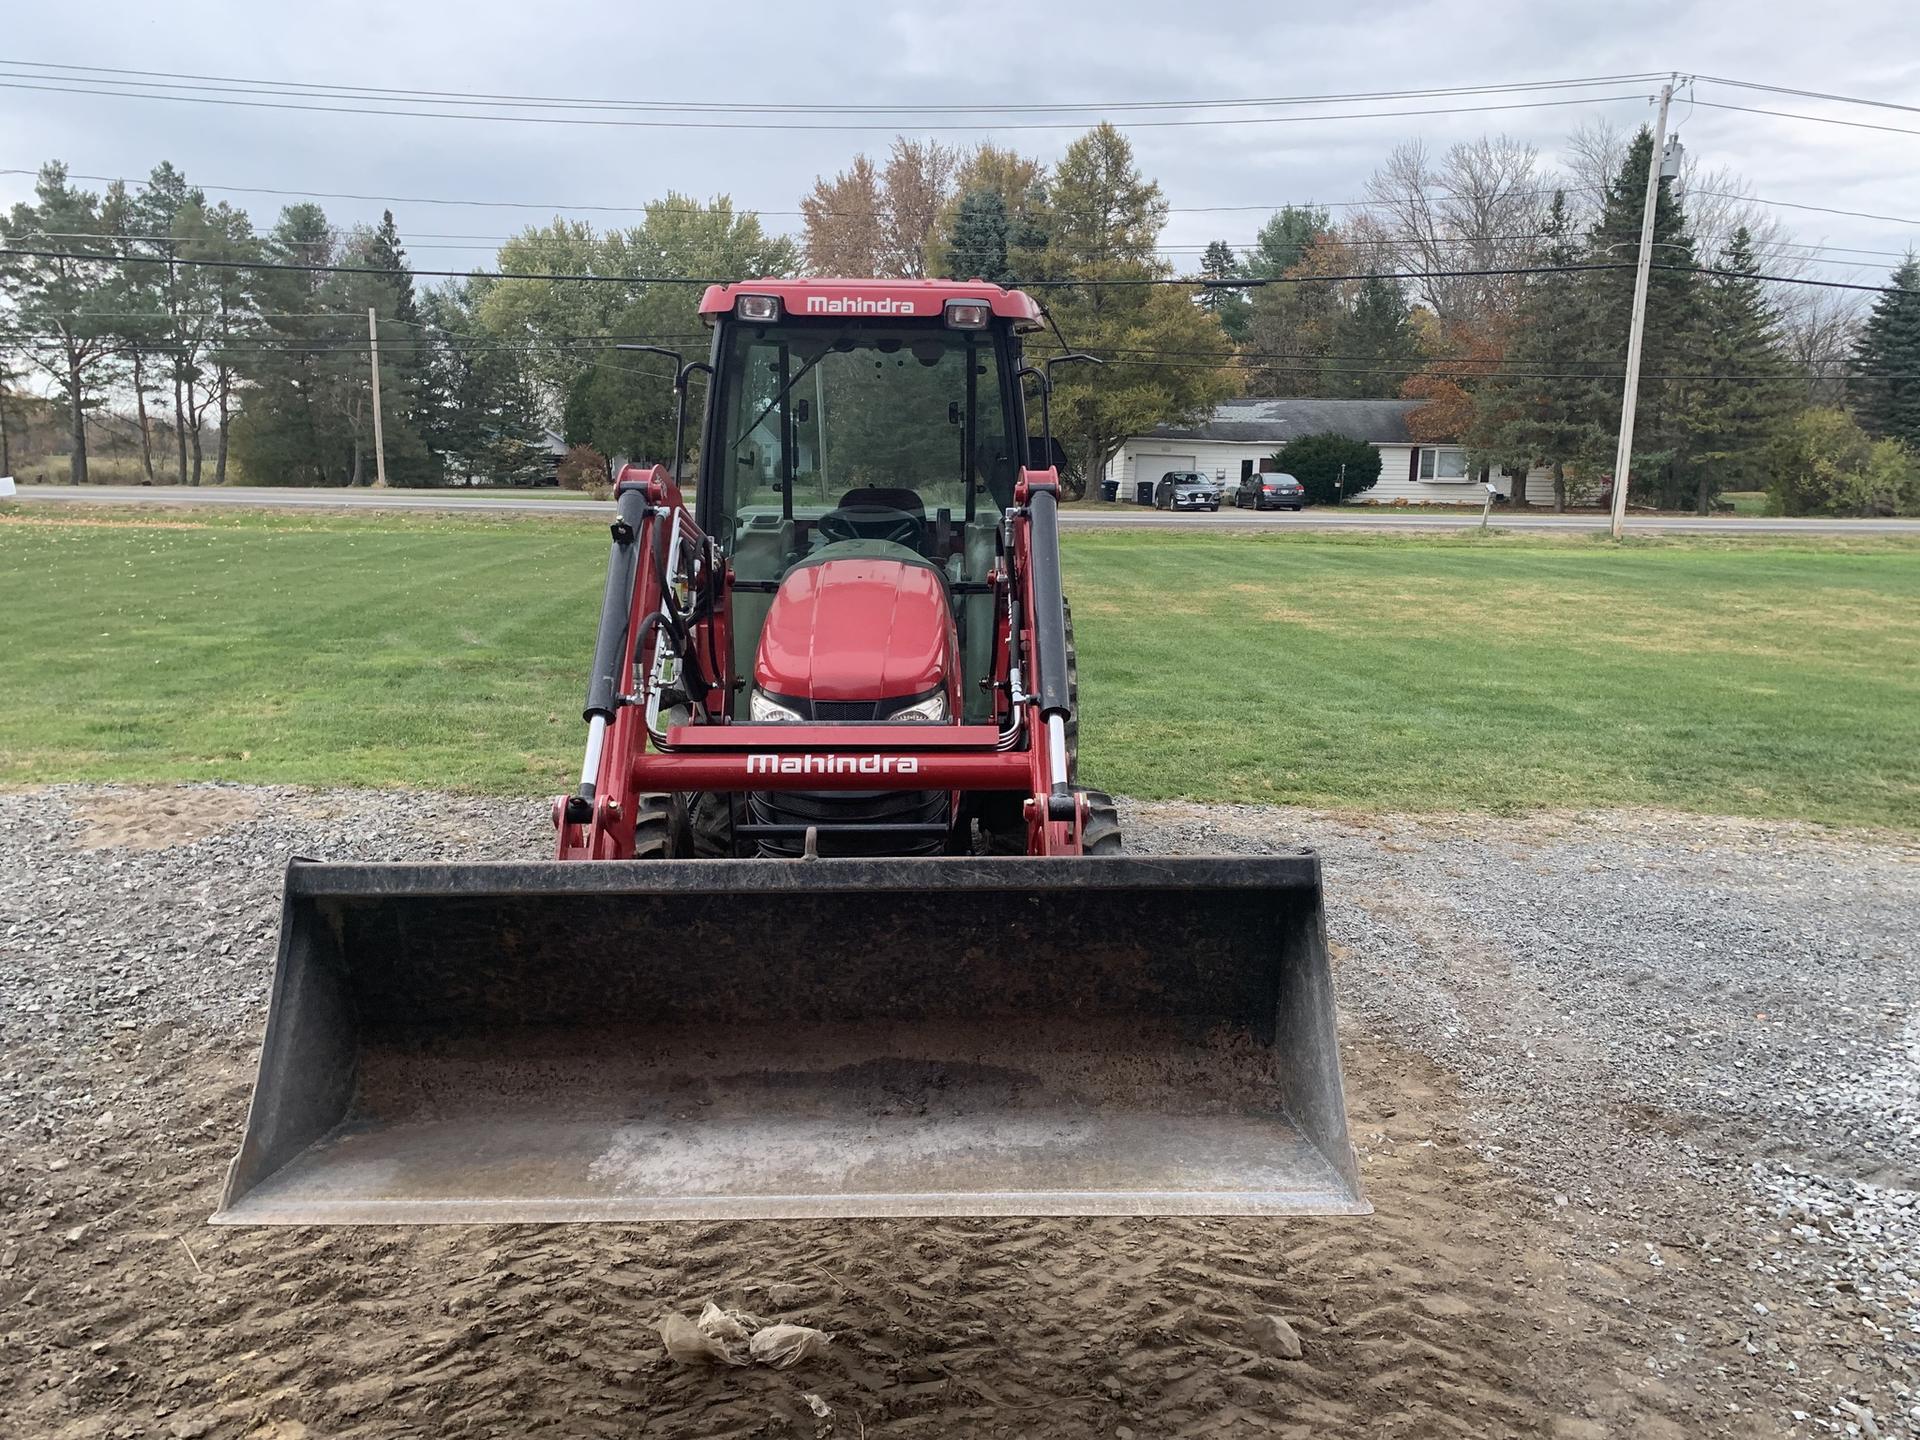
[1062,595,1080,773]
[677,790,745,858]
[634,793,674,858]
[1079,787,1124,855]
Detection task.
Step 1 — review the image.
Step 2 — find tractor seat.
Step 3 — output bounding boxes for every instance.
[835,486,926,519]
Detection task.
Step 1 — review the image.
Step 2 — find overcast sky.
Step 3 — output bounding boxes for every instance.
[4,1,1919,284]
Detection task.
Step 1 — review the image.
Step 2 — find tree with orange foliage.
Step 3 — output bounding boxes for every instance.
[1399,318,1508,449]
[801,140,963,279]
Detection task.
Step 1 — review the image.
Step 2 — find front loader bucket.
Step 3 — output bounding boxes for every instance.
[215,855,1366,1223]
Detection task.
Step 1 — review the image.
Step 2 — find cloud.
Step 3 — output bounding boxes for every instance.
[3,0,1916,277]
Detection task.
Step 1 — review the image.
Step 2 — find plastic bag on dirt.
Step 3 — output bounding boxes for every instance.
[659,1312,742,1366]
[660,1301,830,1370]
[750,1323,833,1369]
[660,1302,765,1367]
[699,1301,764,1348]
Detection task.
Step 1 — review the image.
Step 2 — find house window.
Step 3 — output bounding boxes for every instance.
[1419,446,1469,482]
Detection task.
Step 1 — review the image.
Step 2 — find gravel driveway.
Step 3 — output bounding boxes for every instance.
[1,785,1915,1438]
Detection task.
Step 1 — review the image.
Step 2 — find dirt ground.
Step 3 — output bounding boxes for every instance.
[2,786,1915,1439]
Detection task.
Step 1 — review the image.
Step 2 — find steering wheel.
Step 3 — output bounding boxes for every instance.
[816,505,926,550]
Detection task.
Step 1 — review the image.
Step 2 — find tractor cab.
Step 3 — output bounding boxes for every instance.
[695,281,1042,726]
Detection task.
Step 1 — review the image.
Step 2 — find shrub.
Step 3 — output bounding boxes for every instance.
[556,444,610,492]
[1766,409,1920,517]
[1273,433,1382,506]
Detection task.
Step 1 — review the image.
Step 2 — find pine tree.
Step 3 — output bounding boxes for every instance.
[1197,240,1251,341]
[354,212,434,482]
[1243,207,1329,279]
[1473,192,1594,508]
[102,179,167,484]
[1328,274,1420,397]
[419,280,545,484]
[229,204,384,485]
[173,198,259,485]
[366,211,422,330]
[1850,255,1920,448]
[134,162,208,484]
[0,164,120,483]
[944,188,1013,283]
[1689,228,1798,510]
[1577,127,1706,509]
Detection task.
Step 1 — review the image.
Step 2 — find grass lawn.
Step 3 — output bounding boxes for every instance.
[2,508,1916,829]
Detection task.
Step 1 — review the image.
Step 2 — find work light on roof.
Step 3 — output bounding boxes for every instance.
[735,294,781,322]
[944,300,991,330]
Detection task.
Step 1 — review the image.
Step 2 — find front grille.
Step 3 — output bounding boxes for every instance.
[811,699,879,721]
[746,786,950,858]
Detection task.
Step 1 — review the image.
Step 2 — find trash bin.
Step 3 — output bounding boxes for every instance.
[1100,479,1119,501]
[1135,480,1157,505]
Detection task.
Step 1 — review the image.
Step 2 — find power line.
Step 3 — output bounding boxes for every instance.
[13,165,1914,241]
[1687,188,1920,230]
[7,246,1913,295]
[0,62,1669,118]
[1691,98,1920,139]
[1696,73,1920,117]
[0,78,1658,132]
[36,225,1909,268]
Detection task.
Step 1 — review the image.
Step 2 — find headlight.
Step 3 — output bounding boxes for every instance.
[886,690,949,723]
[749,689,806,722]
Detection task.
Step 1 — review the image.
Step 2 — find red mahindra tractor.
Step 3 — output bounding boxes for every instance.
[215,280,1365,1225]
[554,279,1111,864]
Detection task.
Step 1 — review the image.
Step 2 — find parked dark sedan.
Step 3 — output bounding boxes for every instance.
[1235,473,1306,511]
[1153,471,1221,511]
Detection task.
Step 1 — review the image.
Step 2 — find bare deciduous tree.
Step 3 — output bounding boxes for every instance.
[1364,135,1548,333]
[1778,285,1865,406]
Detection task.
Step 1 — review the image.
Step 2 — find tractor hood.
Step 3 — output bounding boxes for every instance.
[754,555,950,704]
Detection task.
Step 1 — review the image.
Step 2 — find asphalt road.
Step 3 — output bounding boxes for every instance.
[11,484,1920,534]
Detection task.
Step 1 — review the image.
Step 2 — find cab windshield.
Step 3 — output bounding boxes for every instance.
[704,323,1016,552]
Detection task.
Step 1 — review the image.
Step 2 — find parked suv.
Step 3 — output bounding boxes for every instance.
[1235,472,1306,511]
[1154,471,1221,512]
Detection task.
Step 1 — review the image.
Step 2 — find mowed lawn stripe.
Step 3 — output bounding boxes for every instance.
[3,511,1916,828]
[1063,531,1920,827]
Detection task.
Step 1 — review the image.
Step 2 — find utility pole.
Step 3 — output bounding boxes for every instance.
[367,307,389,489]
[1609,77,1676,540]
[1337,462,1346,504]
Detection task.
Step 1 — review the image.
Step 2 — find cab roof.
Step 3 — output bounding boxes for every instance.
[697,278,1045,329]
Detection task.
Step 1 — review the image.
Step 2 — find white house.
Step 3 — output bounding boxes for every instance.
[1107,398,1548,505]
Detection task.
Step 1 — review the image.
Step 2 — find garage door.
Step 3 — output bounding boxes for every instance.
[1133,454,1196,502]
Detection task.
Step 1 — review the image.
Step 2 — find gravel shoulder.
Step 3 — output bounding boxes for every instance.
[2,785,1915,1438]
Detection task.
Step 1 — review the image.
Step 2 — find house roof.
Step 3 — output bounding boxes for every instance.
[1141,397,1423,447]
